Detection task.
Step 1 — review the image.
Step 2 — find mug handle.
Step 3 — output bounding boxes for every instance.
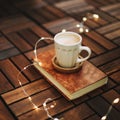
[77,46,91,63]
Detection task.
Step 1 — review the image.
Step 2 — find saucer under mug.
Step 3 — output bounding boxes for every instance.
[52,56,83,73]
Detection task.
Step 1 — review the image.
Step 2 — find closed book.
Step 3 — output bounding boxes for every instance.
[34,45,108,100]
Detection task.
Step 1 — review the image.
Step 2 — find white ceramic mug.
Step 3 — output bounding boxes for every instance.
[54,31,91,68]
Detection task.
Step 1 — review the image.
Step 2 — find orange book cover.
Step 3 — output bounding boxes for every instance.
[34,45,108,100]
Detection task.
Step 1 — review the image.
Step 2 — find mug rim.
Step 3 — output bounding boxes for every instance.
[54,31,82,46]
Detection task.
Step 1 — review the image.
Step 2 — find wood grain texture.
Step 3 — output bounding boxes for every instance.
[2,79,50,104]
[102,90,120,111]
[7,33,32,52]
[87,96,120,120]
[11,55,41,81]
[0,59,28,87]
[90,47,120,66]
[0,37,13,51]
[0,99,15,120]
[0,72,13,94]
[0,0,119,119]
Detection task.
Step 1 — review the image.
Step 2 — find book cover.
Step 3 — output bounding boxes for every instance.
[34,45,108,100]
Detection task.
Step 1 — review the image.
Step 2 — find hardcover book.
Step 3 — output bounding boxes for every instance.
[33,45,108,100]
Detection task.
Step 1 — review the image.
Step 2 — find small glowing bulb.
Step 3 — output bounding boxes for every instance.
[79,28,84,33]
[34,50,36,53]
[24,67,27,70]
[35,107,39,111]
[82,17,87,21]
[50,105,55,108]
[38,62,42,66]
[19,81,22,85]
[54,118,59,120]
[85,28,89,32]
[62,29,66,32]
[113,98,120,104]
[28,97,32,101]
[41,37,44,40]
[43,103,46,107]
[93,14,99,19]
[101,116,107,120]
[34,105,38,110]
[76,24,80,27]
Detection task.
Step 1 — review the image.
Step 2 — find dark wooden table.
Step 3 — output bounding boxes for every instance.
[0,0,120,120]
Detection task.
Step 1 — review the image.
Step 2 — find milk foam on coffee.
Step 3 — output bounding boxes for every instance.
[56,34,80,45]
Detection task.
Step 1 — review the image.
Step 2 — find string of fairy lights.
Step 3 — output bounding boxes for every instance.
[16,13,119,119]
[17,62,58,120]
[77,13,99,33]
[62,13,99,33]
[101,98,120,120]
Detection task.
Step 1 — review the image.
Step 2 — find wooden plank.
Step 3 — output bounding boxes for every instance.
[2,22,35,34]
[84,0,102,7]
[9,87,61,116]
[55,0,90,9]
[0,59,28,87]
[36,7,59,22]
[102,90,120,111]
[88,88,103,97]
[11,54,42,81]
[105,29,120,40]
[44,0,61,5]
[102,78,116,91]
[90,47,120,66]
[108,0,119,3]
[43,17,83,34]
[25,45,54,60]
[46,6,66,18]
[114,38,120,45]
[73,95,89,105]
[18,29,47,47]
[94,10,116,22]
[18,97,73,120]
[0,47,20,60]
[99,58,120,75]
[115,86,120,94]
[96,21,120,34]
[0,37,13,51]
[110,9,120,19]
[87,96,120,119]
[100,3,120,11]
[85,114,100,120]
[85,31,116,50]
[0,72,13,94]
[29,25,53,44]
[82,36,106,54]
[26,10,48,24]
[0,14,30,29]
[7,33,32,52]
[2,79,50,104]
[14,0,47,10]
[97,0,111,5]
[0,99,15,120]
[94,17,108,26]
[55,0,95,14]
[57,103,94,120]
[110,71,120,84]
[85,19,100,29]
